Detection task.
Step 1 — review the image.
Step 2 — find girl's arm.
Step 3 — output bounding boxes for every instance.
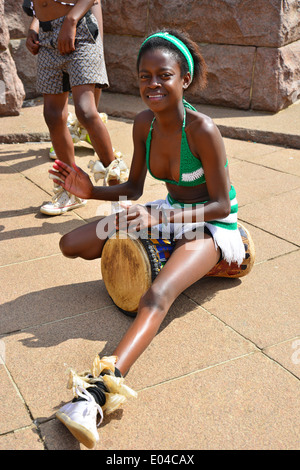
[163,117,231,226]
[113,114,230,232]
[193,117,231,220]
[92,112,149,201]
[49,112,149,202]
[117,114,231,233]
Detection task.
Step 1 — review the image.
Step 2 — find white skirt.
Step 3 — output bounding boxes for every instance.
[146,197,245,266]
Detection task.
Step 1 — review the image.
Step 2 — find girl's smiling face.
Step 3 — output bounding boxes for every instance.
[138,48,191,111]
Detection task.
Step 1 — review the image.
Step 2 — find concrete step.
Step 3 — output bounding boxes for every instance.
[1,92,299,148]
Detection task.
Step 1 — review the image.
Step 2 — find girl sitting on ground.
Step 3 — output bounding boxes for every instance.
[50,29,245,448]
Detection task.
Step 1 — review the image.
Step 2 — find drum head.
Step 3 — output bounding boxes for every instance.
[101,231,152,316]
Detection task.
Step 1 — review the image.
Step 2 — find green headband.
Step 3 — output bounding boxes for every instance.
[139,32,194,80]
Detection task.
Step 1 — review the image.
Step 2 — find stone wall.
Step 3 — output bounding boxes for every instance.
[3,0,300,114]
[0,0,25,115]
[102,0,300,112]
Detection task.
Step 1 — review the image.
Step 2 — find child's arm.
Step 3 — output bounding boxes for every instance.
[26,17,40,55]
[49,111,149,202]
[57,0,95,55]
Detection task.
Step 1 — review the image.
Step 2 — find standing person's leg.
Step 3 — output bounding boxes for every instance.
[36,16,89,215]
[94,85,102,109]
[90,1,107,145]
[71,84,114,168]
[91,1,106,124]
[47,85,104,160]
[40,92,88,215]
[66,11,129,186]
[43,92,74,166]
[72,84,129,186]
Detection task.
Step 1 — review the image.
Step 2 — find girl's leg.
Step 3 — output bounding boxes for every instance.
[60,215,116,260]
[71,84,114,167]
[43,93,75,166]
[56,232,219,448]
[113,233,221,375]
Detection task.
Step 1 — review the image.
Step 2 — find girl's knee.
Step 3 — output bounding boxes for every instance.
[139,285,171,318]
[75,106,98,129]
[59,233,77,258]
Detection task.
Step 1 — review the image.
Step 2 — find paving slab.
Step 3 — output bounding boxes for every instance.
[263,337,300,381]
[2,294,257,420]
[0,211,85,266]
[185,251,300,350]
[224,139,300,176]
[239,222,297,264]
[238,188,300,246]
[2,306,131,421]
[0,255,112,335]
[0,367,32,435]
[0,427,44,451]
[229,160,300,207]
[40,353,300,450]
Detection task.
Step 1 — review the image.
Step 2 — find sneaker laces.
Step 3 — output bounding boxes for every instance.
[75,386,104,426]
[88,160,106,182]
[50,188,71,205]
[67,356,137,416]
[105,150,129,185]
[48,185,84,205]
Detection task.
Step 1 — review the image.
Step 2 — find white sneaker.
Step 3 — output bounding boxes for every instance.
[40,189,87,215]
[56,387,103,449]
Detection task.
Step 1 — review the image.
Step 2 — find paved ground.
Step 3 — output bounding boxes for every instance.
[0,94,299,450]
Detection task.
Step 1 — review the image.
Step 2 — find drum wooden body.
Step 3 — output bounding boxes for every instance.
[205,223,255,278]
[101,223,255,317]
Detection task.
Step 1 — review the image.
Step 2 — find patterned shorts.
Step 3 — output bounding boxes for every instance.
[37,13,109,94]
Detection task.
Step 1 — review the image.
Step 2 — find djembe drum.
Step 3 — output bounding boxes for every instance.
[101,223,255,317]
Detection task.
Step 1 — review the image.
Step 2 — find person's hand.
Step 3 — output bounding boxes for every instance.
[49,160,94,199]
[117,204,161,233]
[26,29,40,55]
[57,19,76,55]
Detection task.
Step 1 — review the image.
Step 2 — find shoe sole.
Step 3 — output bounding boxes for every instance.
[40,201,87,216]
[56,411,97,449]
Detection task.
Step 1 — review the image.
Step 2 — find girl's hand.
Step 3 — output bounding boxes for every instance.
[49,160,94,199]
[26,29,40,55]
[57,19,76,55]
[117,204,160,233]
